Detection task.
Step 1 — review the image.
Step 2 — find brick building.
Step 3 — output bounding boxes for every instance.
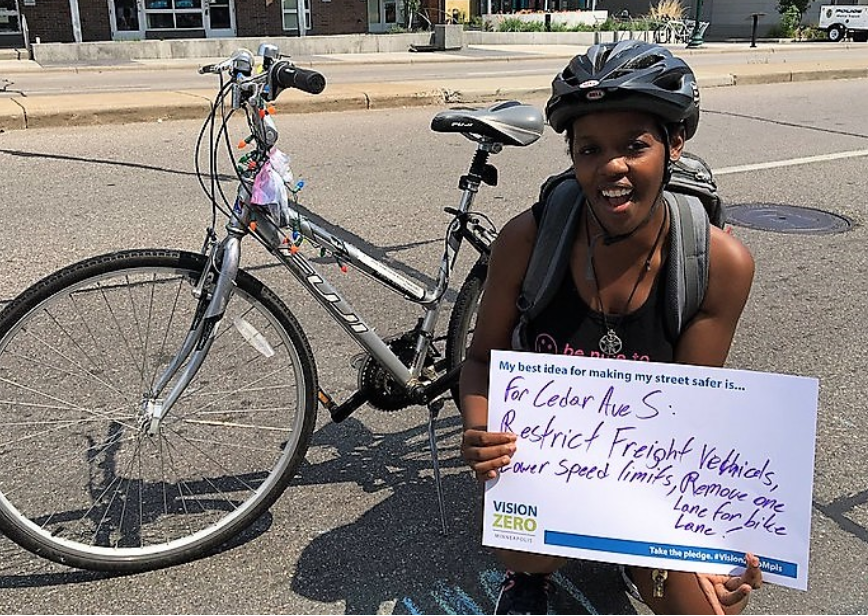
[0,0,445,45]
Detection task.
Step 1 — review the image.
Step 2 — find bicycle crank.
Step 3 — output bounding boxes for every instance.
[357,331,438,411]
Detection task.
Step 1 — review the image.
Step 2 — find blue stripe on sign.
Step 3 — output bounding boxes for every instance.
[544,531,798,579]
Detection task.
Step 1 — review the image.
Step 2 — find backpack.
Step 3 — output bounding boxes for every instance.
[512,152,725,352]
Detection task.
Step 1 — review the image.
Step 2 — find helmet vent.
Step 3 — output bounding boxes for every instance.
[629,53,664,71]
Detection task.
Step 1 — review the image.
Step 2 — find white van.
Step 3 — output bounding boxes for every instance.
[819,5,868,42]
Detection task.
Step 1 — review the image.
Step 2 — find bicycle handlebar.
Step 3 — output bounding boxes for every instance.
[272,61,326,95]
[198,48,255,76]
[198,49,326,99]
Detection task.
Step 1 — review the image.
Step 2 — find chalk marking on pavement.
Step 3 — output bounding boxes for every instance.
[430,581,484,615]
[551,570,600,615]
[716,149,868,176]
[480,568,502,606]
[376,599,398,614]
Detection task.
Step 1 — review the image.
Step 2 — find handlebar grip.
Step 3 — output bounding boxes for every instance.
[198,64,217,74]
[273,63,326,95]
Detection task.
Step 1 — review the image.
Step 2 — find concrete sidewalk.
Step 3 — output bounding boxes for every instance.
[1,41,867,131]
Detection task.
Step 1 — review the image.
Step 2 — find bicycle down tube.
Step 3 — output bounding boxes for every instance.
[253,146,498,389]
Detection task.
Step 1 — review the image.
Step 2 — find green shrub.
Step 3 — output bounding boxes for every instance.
[778,4,801,37]
[776,0,810,17]
[494,15,656,34]
[795,25,826,41]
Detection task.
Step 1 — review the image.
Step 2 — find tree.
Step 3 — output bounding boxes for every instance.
[776,0,810,18]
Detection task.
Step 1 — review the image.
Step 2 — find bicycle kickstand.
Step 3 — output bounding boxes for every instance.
[426,398,448,535]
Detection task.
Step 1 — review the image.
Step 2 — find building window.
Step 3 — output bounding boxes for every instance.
[145,0,204,29]
[282,0,309,32]
[0,0,21,33]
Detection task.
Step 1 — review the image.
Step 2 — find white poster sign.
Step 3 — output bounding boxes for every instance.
[483,351,819,591]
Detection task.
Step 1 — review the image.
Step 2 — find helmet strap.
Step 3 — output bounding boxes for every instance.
[661,123,673,185]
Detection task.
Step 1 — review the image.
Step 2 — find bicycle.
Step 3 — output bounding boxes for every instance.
[0,43,544,572]
[653,17,703,45]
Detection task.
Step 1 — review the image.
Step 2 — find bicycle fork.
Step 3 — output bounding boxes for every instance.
[141,234,242,435]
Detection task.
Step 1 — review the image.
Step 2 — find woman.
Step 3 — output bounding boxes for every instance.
[459,40,762,615]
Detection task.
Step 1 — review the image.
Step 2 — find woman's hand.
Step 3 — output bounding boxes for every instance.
[696,553,763,615]
[461,428,517,481]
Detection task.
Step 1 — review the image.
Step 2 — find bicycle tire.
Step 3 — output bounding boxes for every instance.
[445,258,488,407]
[0,249,318,572]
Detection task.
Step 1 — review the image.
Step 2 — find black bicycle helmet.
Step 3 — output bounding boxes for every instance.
[546,40,700,139]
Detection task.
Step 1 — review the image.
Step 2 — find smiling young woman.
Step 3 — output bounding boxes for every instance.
[458,40,759,615]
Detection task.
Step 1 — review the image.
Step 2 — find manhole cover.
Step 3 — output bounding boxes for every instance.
[726,203,852,234]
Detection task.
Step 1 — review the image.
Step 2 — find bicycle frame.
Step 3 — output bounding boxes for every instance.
[145,136,499,428]
[249,143,498,389]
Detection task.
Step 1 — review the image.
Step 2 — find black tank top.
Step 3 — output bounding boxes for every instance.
[522,203,676,363]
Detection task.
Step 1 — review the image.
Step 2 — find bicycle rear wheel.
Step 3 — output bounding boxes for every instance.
[445,258,488,407]
[0,249,318,572]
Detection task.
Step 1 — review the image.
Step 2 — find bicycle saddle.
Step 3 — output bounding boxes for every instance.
[430,100,545,147]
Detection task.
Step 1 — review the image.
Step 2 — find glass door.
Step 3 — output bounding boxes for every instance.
[367,0,402,32]
[204,0,235,37]
[111,0,146,39]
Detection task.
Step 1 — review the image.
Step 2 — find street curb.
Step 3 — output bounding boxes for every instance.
[1,67,865,132]
[0,98,25,131]
[733,66,868,85]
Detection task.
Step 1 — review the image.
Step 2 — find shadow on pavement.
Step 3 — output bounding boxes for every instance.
[290,415,639,615]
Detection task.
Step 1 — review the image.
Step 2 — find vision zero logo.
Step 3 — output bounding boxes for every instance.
[491,500,539,542]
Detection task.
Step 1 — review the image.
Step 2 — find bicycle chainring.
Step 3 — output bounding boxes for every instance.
[358,332,437,411]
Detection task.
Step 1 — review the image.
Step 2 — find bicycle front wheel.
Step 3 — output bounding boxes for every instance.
[0,249,318,572]
[445,258,488,407]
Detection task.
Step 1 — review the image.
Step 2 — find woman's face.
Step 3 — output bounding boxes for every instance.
[570,110,684,234]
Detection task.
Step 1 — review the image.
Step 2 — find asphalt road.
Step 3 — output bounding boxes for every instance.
[0,78,867,614]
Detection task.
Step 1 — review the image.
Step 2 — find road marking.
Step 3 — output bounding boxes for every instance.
[715,149,868,176]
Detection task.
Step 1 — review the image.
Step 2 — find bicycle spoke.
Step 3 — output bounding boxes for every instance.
[170,433,288,455]
[162,432,247,517]
[181,418,292,432]
[149,279,185,393]
[158,436,199,544]
[68,292,130,395]
[176,366,291,418]
[43,305,128,398]
[5,345,131,403]
[96,282,147,385]
[0,376,137,429]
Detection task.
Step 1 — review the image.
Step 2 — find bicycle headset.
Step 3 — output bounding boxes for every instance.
[544,40,701,243]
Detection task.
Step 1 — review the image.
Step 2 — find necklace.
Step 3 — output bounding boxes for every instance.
[585,201,668,357]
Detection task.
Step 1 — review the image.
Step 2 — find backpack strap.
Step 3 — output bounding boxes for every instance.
[511,179,584,351]
[664,190,711,341]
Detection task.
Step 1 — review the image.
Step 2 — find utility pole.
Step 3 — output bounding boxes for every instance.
[686,0,705,48]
